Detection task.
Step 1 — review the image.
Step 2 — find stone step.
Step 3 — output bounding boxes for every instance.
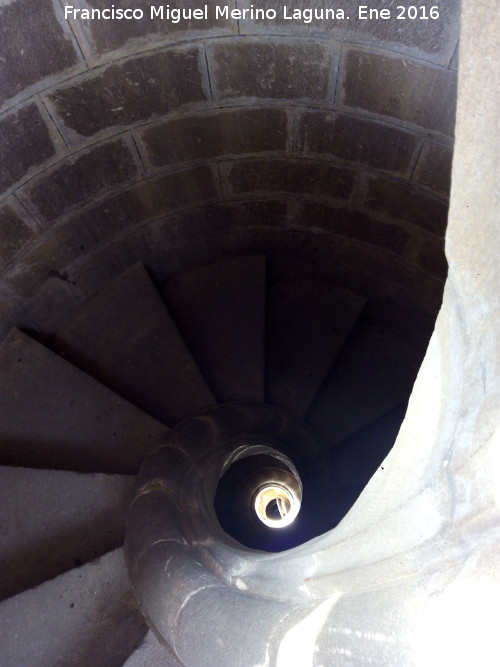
[306,319,419,450]
[0,329,168,473]
[329,402,409,490]
[51,263,216,425]
[163,256,266,403]
[0,465,135,601]
[266,276,366,417]
[0,548,147,667]
[123,631,182,666]
[320,404,409,529]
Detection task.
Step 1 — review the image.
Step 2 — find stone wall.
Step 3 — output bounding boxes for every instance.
[1,2,499,664]
[0,0,458,355]
[123,3,499,663]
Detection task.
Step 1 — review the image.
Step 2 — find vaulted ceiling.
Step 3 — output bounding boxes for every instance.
[0,0,459,355]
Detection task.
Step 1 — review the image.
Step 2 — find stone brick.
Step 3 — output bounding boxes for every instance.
[0,0,79,107]
[180,199,288,234]
[341,49,457,136]
[210,39,334,101]
[147,199,288,248]
[17,279,83,337]
[3,224,85,300]
[232,231,444,343]
[0,104,55,193]
[49,48,206,137]
[414,139,453,197]
[227,159,355,200]
[237,0,460,65]
[5,211,117,301]
[120,164,217,217]
[78,164,217,241]
[269,241,383,300]
[5,166,216,297]
[233,198,289,226]
[66,243,152,301]
[65,200,289,293]
[367,177,449,236]
[28,139,138,222]
[72,0,236,57]
[0,205,34,267]
[300,204,411,254]
[298,112,419,174]
[142,108,288,166]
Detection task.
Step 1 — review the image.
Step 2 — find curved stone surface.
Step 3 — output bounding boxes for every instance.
[3,2,498,666]
[0,549,146,667]
[0,1,455,368]
[125,403,325,645]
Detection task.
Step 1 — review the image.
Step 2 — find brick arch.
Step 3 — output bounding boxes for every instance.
[0,2,457,354]
[1,2,499,665]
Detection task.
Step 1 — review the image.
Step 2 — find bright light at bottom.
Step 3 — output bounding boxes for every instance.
[254,482,301,528]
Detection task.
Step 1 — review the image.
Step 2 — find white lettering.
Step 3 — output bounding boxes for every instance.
[217,5,275,20]
[216,6,229,19]
[283,6,344,23]
[359,6,391,19]
[64,4,144,20]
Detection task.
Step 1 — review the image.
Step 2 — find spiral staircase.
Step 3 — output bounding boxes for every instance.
[0,255,420,665]
[1,0,499,664]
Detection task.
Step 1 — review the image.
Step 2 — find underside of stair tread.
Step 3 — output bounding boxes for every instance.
[163,256,267,404]
[0,465,135,601]
[266,276,367,417]
[51,263,216,425]
[0,328,169,474]
[306,319,419,450]
[324,403,409,524]
[0,548,147,667]
[330,402,409,486]
[123,631,183,667]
